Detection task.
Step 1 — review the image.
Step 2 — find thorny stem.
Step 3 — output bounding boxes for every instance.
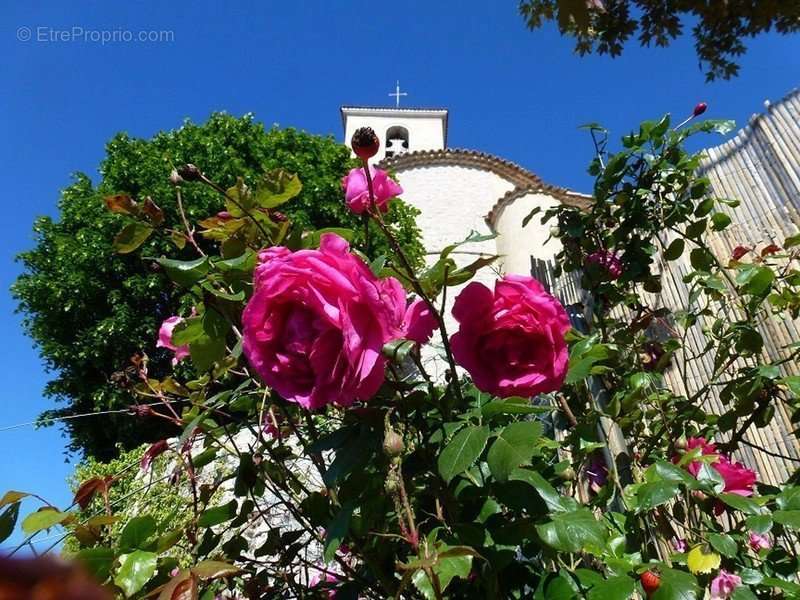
[175,187,206,257]
[360,159,464,405]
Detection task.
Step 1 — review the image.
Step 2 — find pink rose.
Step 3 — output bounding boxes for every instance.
[748,531,772,552]
[402,299,437,344]
[674,437,757,511]
[342,166,403,214]
[157,316,190,365]
[309,568,340,598]
[243,233,407,410]
[586,250,622,280]
[714,457,757,496]
[710,570,741,600]
[450,275,570,398]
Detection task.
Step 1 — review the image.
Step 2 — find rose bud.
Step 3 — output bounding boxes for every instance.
[270,210,288,223]
[383,428,405,458]
[674,436,688,451]
[351,127,380,159]
[176,163,203,182]
[169,168,184,186]
[640,571,661,598]
[693,102,708,117]
[549,225,561,237]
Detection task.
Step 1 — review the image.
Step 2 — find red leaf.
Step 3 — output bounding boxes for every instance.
[761,243,781,257]
[104,194,138,215]
[74,477,111,510]
[141,440,170,472]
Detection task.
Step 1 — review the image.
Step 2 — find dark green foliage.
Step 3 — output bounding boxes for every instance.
[13,113,423,459]
[518,0,800,80]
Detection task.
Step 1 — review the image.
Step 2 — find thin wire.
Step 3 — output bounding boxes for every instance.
[0,401,174,433]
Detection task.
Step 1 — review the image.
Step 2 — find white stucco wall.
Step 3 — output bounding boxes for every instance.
[342,109,446,161]
[493,191,564,274]
[393,165,565,377]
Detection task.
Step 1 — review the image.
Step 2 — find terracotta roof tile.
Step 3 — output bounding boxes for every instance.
[377,148,593,230]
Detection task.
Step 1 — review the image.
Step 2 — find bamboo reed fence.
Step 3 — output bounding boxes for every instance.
[535,89,800,486]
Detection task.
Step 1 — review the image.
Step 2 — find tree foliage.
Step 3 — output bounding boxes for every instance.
[518,0,800,80]
[12,113,423,459]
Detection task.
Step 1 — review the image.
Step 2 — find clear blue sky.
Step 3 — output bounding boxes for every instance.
[1,0,798,550]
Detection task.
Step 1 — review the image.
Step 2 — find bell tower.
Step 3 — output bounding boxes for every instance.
[340,86,448,161]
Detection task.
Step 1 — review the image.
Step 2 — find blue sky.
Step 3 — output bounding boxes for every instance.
[1,0,798,550]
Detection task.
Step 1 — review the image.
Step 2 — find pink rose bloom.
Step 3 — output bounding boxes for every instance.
[157,316,190,365]
[450,275,570,398]
[710,570,742,600]
[342,166,403,214]
[586,250,622,280]
[309,569,340,598]
[402,299,437,344]
[675,437,757,510]
[243,233,407,410]
[748,531,772,552]
[715,457,757,496]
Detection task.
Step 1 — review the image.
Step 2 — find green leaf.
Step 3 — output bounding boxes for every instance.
[664,239,685,261]
[690,248,714,271]
[171,317,205,346]
[587,575,635,600]
[731,587,758,600]
[710,212,732,231]
[21,508,69,534]
[510,468,574,512]
[487,421,542,482]
[198,500,238,528]
[113,222,153,254]
[708,532,738,557]
[411,547,473,600]
[651,568,699,600]
[323,502,354,563]
[772,510,800,530]
[536,508,607,553]
[119,515,156,552]
[190,560,240,580]
[718,493,765,515]
[254,169,302,208]
[156,256,210,288]
[0,502,20,544]
[189,334,227,372]
[745,514,772,534]
[776,486,800,510]
[437,426,489,483]
[114,550,158,597]
[76,546,115,582]
[635,480,680,512]
[482,397,552,419]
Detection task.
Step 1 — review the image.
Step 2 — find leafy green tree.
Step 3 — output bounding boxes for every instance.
[518,0,800,80]
[13,113,423,459]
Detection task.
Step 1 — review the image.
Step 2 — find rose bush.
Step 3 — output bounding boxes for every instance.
[5,112,800,600]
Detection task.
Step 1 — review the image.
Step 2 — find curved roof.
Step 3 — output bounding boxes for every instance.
[378,148,593,229]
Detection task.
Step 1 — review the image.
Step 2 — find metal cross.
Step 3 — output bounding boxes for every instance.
[388,80,408,108]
